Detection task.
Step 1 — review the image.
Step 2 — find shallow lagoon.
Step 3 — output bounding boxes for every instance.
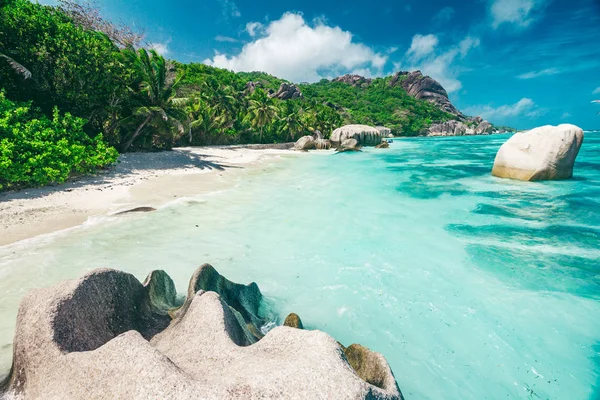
[1,133,599,399]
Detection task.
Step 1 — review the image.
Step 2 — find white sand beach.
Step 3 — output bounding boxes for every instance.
[0,146,294,246]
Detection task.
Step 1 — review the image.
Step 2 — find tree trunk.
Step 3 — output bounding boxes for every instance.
[121,115,152,152]
[260,126,263,143]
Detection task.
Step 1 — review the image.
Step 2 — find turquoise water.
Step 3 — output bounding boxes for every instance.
[1,133,599,399]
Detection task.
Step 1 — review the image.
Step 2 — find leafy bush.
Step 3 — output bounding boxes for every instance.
[0,92,118,190]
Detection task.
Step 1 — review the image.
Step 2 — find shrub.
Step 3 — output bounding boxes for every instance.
[0,92,118,190]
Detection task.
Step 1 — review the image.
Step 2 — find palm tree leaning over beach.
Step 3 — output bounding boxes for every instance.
[119,46,190,152]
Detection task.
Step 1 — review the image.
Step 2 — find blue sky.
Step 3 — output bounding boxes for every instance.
[39,0,600,130]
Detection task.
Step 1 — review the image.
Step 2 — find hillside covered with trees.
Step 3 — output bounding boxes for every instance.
[0,0,474,190]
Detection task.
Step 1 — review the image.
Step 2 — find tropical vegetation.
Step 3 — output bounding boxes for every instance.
[0,0,466,190]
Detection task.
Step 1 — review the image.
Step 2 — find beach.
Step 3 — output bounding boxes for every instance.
[0,145,294,246]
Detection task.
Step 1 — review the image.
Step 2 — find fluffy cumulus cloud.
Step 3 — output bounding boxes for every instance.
[464,98,545,119]
[403,34,480,93]
[490,0,545,28]
[205,13,387,82]
[406,34,438,59]
[517,68,559,79]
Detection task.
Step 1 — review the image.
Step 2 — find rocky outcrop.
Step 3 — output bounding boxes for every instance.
[427,120,468,136]
[269,82,303,100]
[331,124,383,147]
[492,124,584,181]
[389,71,463,118]
[333,74,372,87]
[1,265,403,400]
[475,121,493,135]
[294,135,316,151]
[245,81,263,94]
[375,141,389,149]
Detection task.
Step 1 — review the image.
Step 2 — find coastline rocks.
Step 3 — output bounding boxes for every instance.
[475,121,493,135]
[1,265,403,400]
[427,120,468,136]
[375,141,390,149]
[315,138,332,150]
[294,135,316,151]
[492,124,584,181]
[331,124,383,147]
[269,82,303,100]
[376,126,392,137]
[337,138,362,152]
[389,71,463,118]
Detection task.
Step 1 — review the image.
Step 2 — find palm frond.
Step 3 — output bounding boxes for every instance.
[0,53,31,79]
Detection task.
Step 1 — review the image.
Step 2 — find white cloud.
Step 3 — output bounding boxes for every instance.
[464,98,545,119]
[561,112,572,118]
[149,42,169,55]
[205,13,387,82]
[517,68,559,79]
[402,35,480,93]
[490,0,544,28]
[593,87,600,94]
[406,34,438,60]
[245,22,264,37]
[215,35,239,43]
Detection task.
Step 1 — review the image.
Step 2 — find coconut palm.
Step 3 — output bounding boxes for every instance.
[119,46,189,151]
[278,102,304,141]
[245,89,279,143]
[0,52,31,79]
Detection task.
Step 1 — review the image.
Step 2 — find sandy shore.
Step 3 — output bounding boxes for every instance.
[0,146,294,246]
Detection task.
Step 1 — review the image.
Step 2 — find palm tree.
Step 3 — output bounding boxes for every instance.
[245,89,279,143]
[279,102,304,141]
[187,98,223,144]
[0,52,31,79]
[119,46,189,151]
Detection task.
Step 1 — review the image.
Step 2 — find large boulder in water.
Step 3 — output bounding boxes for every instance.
[492,124,584,181]
[1,265,403,400]
[331,124,383,147]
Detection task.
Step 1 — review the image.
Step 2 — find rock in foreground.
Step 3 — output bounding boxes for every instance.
[492,124,584,181]
[1,265,403,400]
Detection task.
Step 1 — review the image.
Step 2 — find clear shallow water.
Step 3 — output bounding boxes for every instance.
[1,133,599,399]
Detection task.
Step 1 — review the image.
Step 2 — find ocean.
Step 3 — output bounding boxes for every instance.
[1,133,598,399]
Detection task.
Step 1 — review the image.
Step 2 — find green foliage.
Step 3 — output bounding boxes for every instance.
[0,92,118,190]
[299,77,454,135]
[0,0,132,143]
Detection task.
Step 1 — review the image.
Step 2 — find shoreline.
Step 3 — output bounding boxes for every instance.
[0,145,295,247]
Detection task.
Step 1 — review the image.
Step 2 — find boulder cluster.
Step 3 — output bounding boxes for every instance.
[1,265,403,400]
[294,124,392,153]
[427,119,494,137]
